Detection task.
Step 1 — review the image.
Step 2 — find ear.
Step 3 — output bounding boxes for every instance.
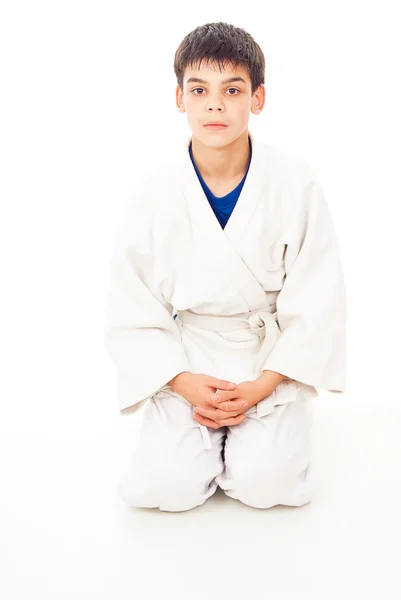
[176,84,186,113]
[251,83,266,115]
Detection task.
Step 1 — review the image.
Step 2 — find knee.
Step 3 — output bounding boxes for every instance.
[119,460,217,513]
[227,454,314,509]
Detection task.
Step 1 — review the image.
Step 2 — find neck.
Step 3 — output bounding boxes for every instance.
[190,129,250,179]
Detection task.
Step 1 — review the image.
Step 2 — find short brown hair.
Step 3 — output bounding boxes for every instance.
[174,22,265,95]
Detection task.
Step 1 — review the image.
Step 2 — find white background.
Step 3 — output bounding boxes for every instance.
[1,1,400,598]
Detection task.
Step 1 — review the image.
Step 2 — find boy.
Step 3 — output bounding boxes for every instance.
[104,22,347,512]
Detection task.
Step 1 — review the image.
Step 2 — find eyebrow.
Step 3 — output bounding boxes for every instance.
[186,76,247,85]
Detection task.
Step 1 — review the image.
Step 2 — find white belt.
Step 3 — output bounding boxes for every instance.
[176,307,283,450]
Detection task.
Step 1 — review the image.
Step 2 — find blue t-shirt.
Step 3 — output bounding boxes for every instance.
[189,137,252,229]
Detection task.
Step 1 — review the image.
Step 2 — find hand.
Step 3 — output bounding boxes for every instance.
[193,380,267,430]
[169,372,241,412]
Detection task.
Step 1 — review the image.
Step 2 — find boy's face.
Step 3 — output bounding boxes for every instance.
[176,59,265,148]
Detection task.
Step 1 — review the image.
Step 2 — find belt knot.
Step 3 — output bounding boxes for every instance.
[248,312,266,340]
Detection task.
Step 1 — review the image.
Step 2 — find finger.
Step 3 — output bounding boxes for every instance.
[207,390,239,406]
[196,406,242,420]
[218,414,247,426]
[214,390,241,403]
[195,406,222,420]
[193,412,221,430]
[202,406,243,419]
[217,400,248,413]
[194,411,244,429]
[207,397,243,411]
[209,378,237,391]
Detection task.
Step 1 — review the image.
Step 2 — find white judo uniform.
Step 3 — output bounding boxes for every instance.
[104,130,347,512]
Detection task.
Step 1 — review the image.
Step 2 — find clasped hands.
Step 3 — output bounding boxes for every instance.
[194,380,263,429]
[169,372,273,430]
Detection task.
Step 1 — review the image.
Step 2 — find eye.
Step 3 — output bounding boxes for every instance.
[191,87,241,96]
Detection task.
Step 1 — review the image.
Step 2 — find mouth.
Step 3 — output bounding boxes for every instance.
[203,124,228,130]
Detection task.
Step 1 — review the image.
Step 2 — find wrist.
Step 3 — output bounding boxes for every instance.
[169,371,192,393]
[254,370,286,401]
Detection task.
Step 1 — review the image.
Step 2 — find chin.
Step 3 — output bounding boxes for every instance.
[196,130,234,147]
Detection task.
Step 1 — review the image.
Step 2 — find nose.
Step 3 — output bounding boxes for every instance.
[206,94,224,112]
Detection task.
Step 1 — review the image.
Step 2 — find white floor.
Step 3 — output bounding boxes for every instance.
[2,392,400,600]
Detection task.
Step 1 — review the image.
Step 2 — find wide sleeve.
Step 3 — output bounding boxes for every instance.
[103,191,193,414]
[262,178,347,393]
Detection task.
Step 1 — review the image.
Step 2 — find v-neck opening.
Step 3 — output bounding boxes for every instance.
[181,129,265,249]
[189,137,252,204]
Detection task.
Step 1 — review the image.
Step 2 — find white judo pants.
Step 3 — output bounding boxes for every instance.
[118,386,315,512]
